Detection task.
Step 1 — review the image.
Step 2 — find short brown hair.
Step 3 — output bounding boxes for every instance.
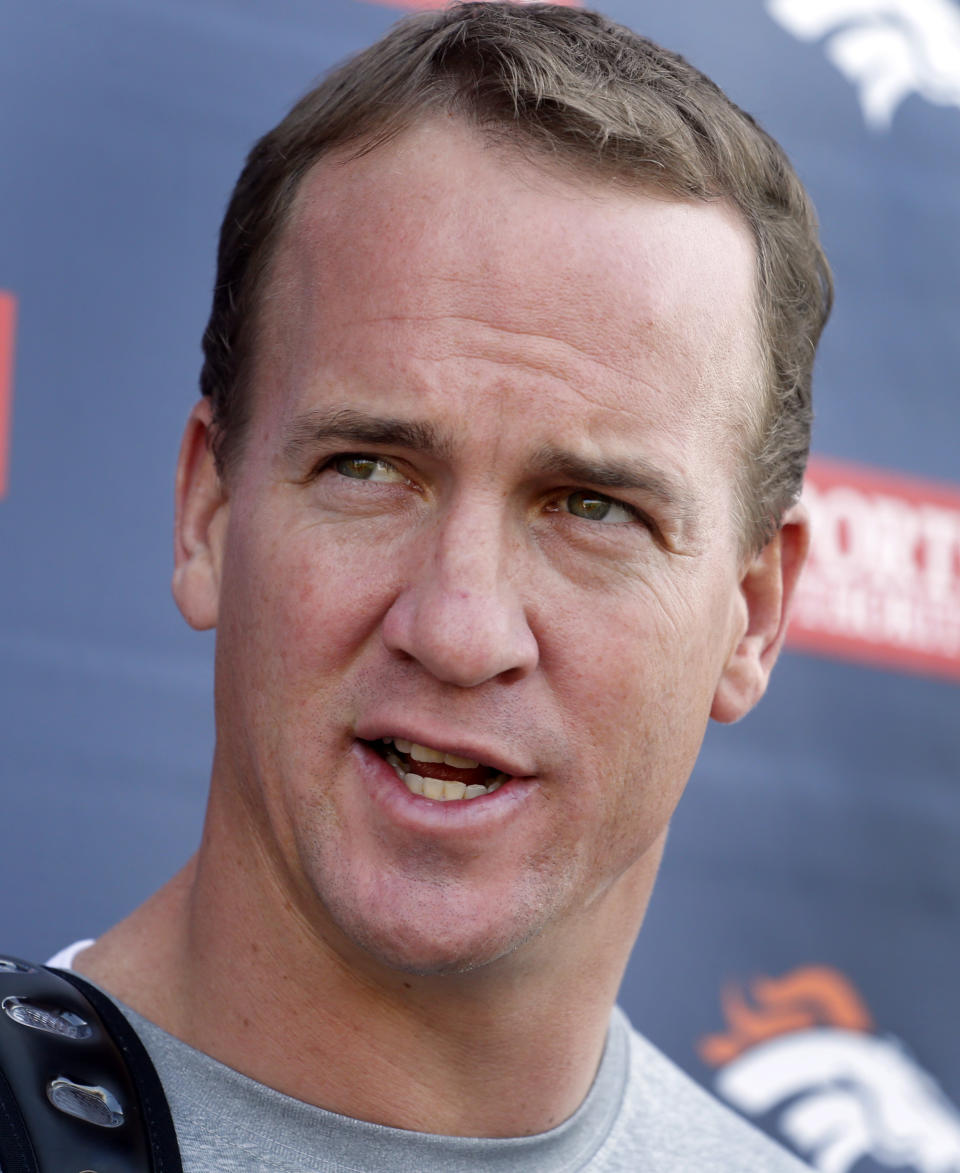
[200,2,832,551]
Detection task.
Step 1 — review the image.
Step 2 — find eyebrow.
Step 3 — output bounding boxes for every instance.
[281,407,452,467]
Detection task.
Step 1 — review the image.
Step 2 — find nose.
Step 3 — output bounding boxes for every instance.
[381,507,540,688]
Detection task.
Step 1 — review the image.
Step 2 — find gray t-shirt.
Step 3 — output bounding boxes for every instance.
[116,1000,812,1172]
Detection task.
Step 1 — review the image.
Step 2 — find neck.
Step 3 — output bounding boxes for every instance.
[76,811,661,1137]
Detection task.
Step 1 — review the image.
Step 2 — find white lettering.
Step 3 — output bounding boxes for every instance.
[797,478,960,664]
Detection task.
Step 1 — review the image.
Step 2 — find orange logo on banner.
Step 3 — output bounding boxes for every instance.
[699,966,873,1066]
[788,456,960,682]
[0,291,16,499]
[700,966,960,1172]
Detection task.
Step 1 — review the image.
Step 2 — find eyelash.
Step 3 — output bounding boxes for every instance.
[310,453,409,486]
[550,490,640,526]
[325,454,404,480]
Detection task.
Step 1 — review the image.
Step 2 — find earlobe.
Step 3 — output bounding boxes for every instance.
[711,501,810,724]
[171,399,229,631]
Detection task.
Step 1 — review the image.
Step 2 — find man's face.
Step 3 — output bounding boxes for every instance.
[184,120,769,976]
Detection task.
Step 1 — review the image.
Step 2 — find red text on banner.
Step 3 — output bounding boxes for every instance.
[0,291,16,500]
[787,456,960,682]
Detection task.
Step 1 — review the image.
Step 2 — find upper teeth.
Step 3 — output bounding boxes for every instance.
[388,738,480,770]
[382,748,505,802]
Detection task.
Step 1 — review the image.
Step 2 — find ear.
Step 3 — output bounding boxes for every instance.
[711,501,810,723]
[171,399,229,630]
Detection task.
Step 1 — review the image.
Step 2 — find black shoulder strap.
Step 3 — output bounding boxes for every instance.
[0,955,183,1173]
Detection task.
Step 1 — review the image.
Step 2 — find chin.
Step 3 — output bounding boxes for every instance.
[322,888,544,978]
[354,913,533,977]
[300,835,570,979]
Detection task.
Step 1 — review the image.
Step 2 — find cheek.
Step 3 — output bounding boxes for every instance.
[547,569,728,732]
[544,577,730,853]
[219,514,402,695]
[212,516,403,825]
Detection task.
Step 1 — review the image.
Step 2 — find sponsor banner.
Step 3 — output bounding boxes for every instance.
[787,457,960,682]
[700,966,960,1173]
[0,291,16,500]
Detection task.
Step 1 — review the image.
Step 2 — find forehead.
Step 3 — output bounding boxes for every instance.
[254,118,760,467]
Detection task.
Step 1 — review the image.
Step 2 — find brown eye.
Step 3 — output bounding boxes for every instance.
[565,491,633,524]
[333,456,403,483]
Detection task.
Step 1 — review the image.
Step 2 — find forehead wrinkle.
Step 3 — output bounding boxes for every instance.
[353,309,676,401]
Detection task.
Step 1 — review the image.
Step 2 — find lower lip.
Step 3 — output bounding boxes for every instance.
[353,740,537,833]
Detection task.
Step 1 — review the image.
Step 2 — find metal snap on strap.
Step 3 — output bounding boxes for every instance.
[0,958,35,974]
[2,995,93,1040]
[47,1076,125,1128]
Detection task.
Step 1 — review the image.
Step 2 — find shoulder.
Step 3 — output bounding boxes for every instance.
[595,1007,813,1172]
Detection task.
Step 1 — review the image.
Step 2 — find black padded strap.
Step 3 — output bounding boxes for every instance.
[53,967,183,1173]
[0,1055,38,1173]
[0,956,182,1173]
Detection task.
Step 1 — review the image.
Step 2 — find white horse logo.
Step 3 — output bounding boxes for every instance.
[719,1029,960,1173]
[767,0,960,129]
[701,967,960,1173]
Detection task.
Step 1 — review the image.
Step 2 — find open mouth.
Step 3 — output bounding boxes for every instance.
[369,737,508,802]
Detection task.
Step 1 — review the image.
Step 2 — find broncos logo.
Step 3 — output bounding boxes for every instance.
[767,0,960,129]
[700,967,960,1173]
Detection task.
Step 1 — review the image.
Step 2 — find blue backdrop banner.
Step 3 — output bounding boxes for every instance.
[2,4,958,1170]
